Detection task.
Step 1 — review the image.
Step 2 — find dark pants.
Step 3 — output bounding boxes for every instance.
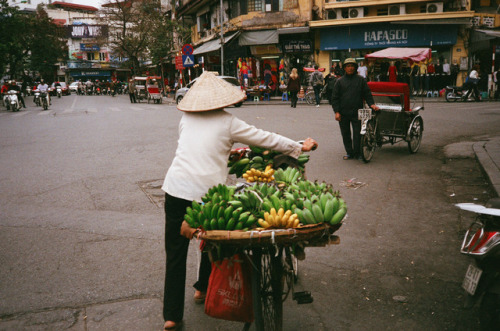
[163,193,211,322]
[339,114,362,157]
[129,92,136,103]
[289,90,298,107]
[464,82,480,101]
[313,85,322,105]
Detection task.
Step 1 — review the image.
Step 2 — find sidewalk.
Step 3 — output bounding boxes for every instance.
[473,136,500,197]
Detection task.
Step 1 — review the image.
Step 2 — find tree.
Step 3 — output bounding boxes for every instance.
[100,0,189,75]
[0,1,67,80]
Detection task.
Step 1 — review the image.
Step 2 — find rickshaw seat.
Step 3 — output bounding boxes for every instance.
[147,86,160,94]
[368,82,410,112]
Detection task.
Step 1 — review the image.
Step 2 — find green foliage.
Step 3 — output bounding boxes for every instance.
[0,1,67,79]
[100,0,190,74]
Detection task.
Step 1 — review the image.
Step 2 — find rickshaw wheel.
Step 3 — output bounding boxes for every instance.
[408,117,423,154]
[361,120,376,163]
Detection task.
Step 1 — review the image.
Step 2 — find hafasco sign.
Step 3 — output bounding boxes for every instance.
[68,25,108,39]
[364,29,408,46]
[320,23,457,50]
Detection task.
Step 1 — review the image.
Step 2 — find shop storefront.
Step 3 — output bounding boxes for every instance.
[319,23,460,90]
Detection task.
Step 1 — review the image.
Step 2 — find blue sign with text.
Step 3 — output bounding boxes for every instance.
[320,23,458,51]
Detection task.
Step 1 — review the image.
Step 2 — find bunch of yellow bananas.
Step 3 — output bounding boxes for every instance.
[257,207,300,229]
[242,165,275,183]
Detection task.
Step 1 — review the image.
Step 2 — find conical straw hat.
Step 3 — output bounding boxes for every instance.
[177,71,246,112]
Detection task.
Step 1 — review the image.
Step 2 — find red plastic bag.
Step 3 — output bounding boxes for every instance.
[204,254,253,322]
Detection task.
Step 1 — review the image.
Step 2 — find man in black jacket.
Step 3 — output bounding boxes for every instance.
[332,58,379,160]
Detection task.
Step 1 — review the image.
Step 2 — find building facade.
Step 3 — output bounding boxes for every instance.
[174,0,499,92]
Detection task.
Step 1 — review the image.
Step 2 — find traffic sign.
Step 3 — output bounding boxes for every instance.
[182,44,193,56]
[175,56,184,70]
[182,55,194,67]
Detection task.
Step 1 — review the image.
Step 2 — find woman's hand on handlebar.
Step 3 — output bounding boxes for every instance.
[180,220,198,239]
[301,138,318,152]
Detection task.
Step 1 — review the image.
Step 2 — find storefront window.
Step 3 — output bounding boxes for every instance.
[248,0,262,12]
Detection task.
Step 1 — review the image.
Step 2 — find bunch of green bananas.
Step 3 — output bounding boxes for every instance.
[292,193,347,226]
[184,198,258,231]
[273,167,302,184]
[201,184,235,204]
[184,174,347,232]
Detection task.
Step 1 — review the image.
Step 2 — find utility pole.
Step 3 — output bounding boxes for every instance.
[220,0,224,75]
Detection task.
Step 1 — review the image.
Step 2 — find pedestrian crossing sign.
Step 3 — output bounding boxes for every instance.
[182,55,194,67]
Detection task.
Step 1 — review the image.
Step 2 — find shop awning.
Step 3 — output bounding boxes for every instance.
[193,32,239,55]
[474,29,500,38]
[277,27,309,35]
[365,48,432,63]
[239,30,278,46]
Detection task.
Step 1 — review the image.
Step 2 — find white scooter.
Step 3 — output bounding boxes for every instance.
[5,90,21,112]
[56,86,62,98]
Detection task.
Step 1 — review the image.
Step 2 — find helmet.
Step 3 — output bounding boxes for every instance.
[343,58,358,68]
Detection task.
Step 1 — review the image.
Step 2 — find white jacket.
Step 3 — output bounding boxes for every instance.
[162,110,302,202]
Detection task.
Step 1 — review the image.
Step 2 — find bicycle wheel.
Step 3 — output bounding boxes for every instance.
[407,117,423,154]
[250,246,283,331]
[361,120,376,163]
[304,92,315,105]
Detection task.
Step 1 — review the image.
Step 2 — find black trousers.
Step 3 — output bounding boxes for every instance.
[129,92,136,103]
[339,114,361,157]
[289,90,298,107]
[163,193,211,322]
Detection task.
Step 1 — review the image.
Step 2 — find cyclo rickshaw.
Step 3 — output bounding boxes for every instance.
[133,76,147,102]
[359,47,428,163]
[358,81,424,163]
[146,76,163,104]
[186,145,345,331]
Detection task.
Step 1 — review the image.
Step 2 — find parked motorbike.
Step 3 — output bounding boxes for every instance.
[457,199,500,330]
[5,90,21,112]
[445,84,478,102]
[33,89,41,106]
[40,91,49,110]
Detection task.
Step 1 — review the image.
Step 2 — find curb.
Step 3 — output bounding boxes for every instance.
[473,139,500,197]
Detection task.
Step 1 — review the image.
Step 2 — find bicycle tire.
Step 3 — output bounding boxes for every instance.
[361,120,376,163]
[305,92,315,105]
[250,246,283,331]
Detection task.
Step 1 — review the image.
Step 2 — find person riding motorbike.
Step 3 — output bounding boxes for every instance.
[37,79,51,105]
[9,80,26,108]
[463,66,481,102]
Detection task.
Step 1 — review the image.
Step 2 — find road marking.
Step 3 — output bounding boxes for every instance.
[61,108,74,114]
[71,95,78,109]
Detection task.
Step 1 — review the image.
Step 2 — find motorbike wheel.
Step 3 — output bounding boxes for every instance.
[479,292,500,331]
[445,91,457,102]
[407,117,423,154]
[305,92,315,105]
[361,120,376,163]
[176,96,183,104]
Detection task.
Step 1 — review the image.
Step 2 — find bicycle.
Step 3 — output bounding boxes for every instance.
[305,85,330,105]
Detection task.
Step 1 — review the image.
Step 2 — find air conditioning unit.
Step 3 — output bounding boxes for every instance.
[426,2,443,13]
[388,4,406,15]
[326,9,343,20]
[348,7,364,18]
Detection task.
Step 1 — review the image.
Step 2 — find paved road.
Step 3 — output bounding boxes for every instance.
[0,94,499,330]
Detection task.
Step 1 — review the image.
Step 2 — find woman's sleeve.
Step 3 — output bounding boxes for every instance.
[229,116,302,158]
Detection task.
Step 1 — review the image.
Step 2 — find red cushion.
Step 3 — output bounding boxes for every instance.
[368,82,410,111]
